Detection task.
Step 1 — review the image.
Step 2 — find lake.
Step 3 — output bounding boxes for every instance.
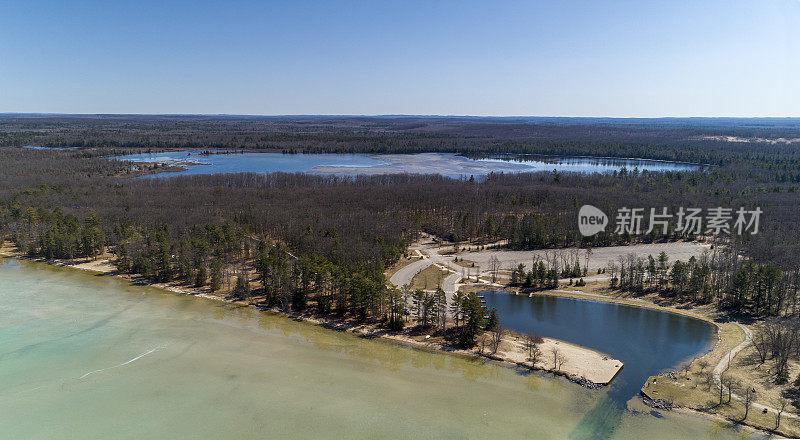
[482,291,717,437]
[0,260,759,439]
[113,151,700,178]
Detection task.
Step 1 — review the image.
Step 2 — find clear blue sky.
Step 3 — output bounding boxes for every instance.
[1,0,798,117]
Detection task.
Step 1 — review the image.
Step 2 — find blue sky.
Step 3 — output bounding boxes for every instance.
[1,0,798,116]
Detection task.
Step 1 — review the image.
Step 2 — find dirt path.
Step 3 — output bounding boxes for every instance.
[710,323,796,420]
[713,322,753,379]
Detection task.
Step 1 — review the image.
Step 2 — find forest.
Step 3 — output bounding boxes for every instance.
[3,114,800,165]
[2,116,800,345]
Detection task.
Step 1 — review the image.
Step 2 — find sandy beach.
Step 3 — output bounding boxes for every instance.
[0,244,623,388]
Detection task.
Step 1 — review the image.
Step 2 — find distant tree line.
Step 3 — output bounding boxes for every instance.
[3,119,800,323]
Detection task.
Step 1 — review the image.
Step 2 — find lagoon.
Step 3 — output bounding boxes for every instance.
[482,291,717,437]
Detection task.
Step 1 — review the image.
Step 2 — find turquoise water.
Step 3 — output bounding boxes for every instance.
[0,259,760,439]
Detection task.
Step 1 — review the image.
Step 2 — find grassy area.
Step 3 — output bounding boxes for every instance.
[642,323,800,437]
[725,330,800,416]
[451,258,477,269]
[410,264,450,290]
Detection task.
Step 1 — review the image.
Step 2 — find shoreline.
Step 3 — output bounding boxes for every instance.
[460,286,794,437]
[4,247,781,436]
[0,249,621,388]
[508,288,795,437]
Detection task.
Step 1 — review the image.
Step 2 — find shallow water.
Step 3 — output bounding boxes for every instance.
[113,151,699,178]
[0,259,760,439]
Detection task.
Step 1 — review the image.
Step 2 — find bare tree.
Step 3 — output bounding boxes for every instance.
[551,346,561,370]
[752,333,769,364]
[700,370,715,391]
[724,377,740,404]
[524,333,544,366]
[584,247,593,274]
[489,325,504,354]
[697,359,710,375]
[489,255,500,283]
[751,319,800,382]
[776,398,789,430]
[555,353,567,371]
[435,287,447,331]
[742,387,755,420]
[608,261,619,288]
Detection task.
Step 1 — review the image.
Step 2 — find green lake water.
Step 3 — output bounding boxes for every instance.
[0,259,760,439]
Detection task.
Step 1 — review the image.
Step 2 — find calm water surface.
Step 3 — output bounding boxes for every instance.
[478,155,701,174]
[0,260,757,439]
[114,151,699,178]
[482,291,717,437]
[116,151,386,176]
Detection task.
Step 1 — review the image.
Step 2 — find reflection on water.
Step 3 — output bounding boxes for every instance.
[0,259,763,439]
[113,150,700,178]
[478,154,702,174]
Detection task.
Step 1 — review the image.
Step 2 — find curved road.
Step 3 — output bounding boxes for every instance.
[389,255,433,288]
[389,240,466,309]
[710,323,797,420]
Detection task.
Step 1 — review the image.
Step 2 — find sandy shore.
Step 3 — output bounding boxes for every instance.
[0,246,622,388]
[501,332,622,384]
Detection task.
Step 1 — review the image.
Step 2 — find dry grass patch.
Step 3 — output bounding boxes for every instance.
[642,323,800,436]
[410,264,451,290]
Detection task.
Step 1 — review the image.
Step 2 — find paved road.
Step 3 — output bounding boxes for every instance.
[389,256,433,288]
[389,240,467,306]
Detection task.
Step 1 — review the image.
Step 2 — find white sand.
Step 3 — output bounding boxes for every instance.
[500,334,623,385]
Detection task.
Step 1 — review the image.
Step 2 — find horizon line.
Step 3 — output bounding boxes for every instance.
[2,112,800,120]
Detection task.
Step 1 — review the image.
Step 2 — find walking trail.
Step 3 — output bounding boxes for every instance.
[711,323,797,420]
